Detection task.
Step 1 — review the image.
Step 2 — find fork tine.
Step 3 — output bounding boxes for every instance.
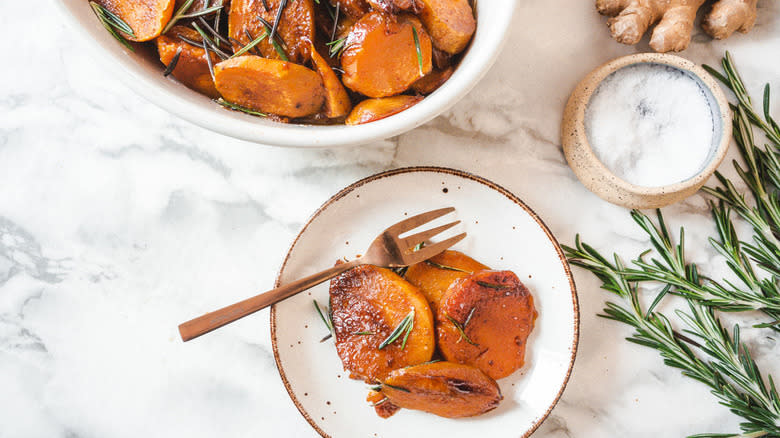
[385,207,455,236]
[403,233,467,265]
[401,220,461,248]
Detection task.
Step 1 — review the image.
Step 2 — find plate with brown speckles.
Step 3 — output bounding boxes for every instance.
[271,167,579,438]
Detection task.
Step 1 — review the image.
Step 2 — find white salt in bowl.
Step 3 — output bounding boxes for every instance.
[561,53,732,209]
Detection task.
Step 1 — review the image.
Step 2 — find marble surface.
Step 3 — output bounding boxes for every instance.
[2,1,780,437]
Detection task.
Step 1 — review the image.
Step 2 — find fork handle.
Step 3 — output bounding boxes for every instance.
[179,259,361,342]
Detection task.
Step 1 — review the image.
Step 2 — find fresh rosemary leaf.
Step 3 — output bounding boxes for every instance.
[326,37,346,58]
[89,1,135,51]
[370,397,388,407]
[476,281,509,290]
[216,98,265,117]
[180,5,224,19]
[382,383,411,393]
[313,299,334,342]
[445,313,477,346]
[269,0,287,41]
[353,331,375,336]
[162,0,195,34]
[412,26,423,75]
[162,47,183,77]
[378,310,415,350]
[257,16,289,61]
[231,31,268,58]
[424,260,472,273]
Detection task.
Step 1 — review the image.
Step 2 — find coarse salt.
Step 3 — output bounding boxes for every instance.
[585,63,715,188]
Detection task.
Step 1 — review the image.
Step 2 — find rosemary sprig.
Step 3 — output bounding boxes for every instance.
[412,26,423,75]
[89,1,135,51]
[326,37,347,58]
[445,308,477,346]
[163,0,224,35]
[257,17,289,61]
[313,299,334,342]
[268,0,288,41]
[563,239,780,437]
[162,47,183,77]
[378,310,415,350]
[191,22,230,60]
[424,260,472,273]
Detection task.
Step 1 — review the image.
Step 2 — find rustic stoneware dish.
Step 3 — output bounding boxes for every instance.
[561,53,732,209]
[55,1,516,148]
[271,167,579,438]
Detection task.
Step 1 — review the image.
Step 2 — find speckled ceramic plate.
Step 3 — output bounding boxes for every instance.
[271,167,579,438]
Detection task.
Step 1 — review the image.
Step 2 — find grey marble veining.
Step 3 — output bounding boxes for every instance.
[2,0,780,437]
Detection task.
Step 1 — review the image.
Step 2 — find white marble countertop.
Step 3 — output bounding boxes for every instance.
[2,1,780,437]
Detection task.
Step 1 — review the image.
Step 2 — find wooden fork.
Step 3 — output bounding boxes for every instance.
[178,207,465,341]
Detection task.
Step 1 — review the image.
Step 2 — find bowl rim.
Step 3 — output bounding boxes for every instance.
[561,53,732,208]
[54,1,518,148]
[269,166,580,438]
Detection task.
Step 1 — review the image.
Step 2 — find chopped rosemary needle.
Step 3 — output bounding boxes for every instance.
[445,311,477,346]
[412,26,423,75]
[313,299,334,342]
[378,310,415,350]
[89,1,135,51]
[476,281,510,290]
[353,331,375,336]
[216,99,268,117]
[424,260,472,273]
[162,47,183,77]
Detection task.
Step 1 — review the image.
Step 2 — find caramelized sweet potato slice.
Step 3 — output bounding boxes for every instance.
[341,12,432,98]
[404,250,489,313]
[412,66,453,94]
[379,361,502,418]
[97,0,175,42]
[417,0,475,54]
[157,26,220,98]
[214,55,325,118]
[228,0,315,64]
[345,95,422,125]
[437,270,537,380]
[310,42,352,118]
[330,264,435,382]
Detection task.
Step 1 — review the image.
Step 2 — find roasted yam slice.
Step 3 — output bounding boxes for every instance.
[378,361,502,418]
[341,12,432,98]
[214,56,325,118]
[404,250,488,313]
[412,66,454,94]
[157,26,220,98]
[345,95,422,125]
[417,0,475,54]
[330,265,435,382]
[437,270,537,380]
[310,42,352,118]
[228,0,315,64]
[97,0,175,41]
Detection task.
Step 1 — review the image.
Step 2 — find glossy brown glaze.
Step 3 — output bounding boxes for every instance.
[214,55,325,117]
[380,361,502,418]
[341,12,432,98]
[345,95,422,125]
[404,250,489,313]
[329,264,434,382]
[228,0,316,64]
[157,26,220,98]
[98,0,175,41]
[437,270,537,380]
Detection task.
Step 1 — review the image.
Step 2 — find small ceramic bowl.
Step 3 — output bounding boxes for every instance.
[561,53,732,209]
[55,1,516,148]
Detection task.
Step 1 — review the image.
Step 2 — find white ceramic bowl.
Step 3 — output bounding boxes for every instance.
[56,1,516,148]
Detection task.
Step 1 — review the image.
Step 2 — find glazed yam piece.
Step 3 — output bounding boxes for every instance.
[97,0,175,41]
[228,0,316,64]
[366,389,401,418]
[157,26,220,98]
[417,0,475,54]
[330,264,435,382]
[437,270,537,380]
[214,56,325,118]
[404,250,489,313]
[413,66,454,94]
[341,12,433,98]
[329,0,371,19]
[345,95,422,125]
[378,361,502,418]
[310,42,352,118]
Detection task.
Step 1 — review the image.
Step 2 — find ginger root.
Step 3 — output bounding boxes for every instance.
[596,0,759,53]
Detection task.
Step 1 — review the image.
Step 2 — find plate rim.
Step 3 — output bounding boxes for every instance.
[270,166,580,438]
